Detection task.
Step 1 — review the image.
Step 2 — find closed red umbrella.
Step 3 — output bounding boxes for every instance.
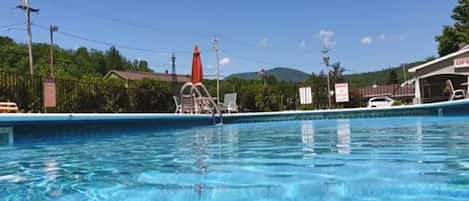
[191,45,203,83]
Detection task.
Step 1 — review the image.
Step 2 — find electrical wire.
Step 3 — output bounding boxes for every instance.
[222,49,317,69]
[0,22,23,29]
[40,0,320,55]
[27,1,361,73]
[40,0,213,40]
[32,23,201,55]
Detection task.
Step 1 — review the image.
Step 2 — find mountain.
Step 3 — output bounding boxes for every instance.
[342,59,429,85]
[227,59,430,84]
[228,67,310,82]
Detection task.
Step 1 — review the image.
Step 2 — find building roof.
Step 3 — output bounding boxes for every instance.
[409,45,469,73]
[358,83,414,98]
[104,70,191,83]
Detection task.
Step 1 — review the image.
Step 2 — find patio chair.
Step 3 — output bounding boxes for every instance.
[221,93,238,113]
[173,96,182,113]
[181,95,195,114]
[446,79,466,101]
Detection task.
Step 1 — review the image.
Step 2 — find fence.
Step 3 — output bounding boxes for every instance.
[0,70,175,113]
[0,70,417,113]
[299,80,415,109]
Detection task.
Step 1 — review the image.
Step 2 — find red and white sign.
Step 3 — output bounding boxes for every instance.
[335,83,349,103]
[454,57,469,68]
[43,78,56,108]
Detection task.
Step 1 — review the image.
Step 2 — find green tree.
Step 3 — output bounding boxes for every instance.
[388,70,399,84]
[133,79,173,112]
[330,62,345,83]
[436,0,469,56]
[105,46,126,71]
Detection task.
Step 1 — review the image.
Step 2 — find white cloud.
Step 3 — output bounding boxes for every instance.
[361,36,373,45]
[206,64,214,69]
[219,57,231,65]
[257,38,271,48]
[360,33,408,45]
[299,40,306,48]
[318,29,336,49]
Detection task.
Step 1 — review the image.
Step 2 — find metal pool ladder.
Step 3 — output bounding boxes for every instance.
[180,82,223,125]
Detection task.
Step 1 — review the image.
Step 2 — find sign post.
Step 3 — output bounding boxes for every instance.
[334,83,349,103]
[43,78,56,112]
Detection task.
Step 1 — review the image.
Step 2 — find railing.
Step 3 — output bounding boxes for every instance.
[179,82,223,124]
[193,83,221,114]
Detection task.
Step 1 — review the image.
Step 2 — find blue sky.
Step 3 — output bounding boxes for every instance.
[0,0,458,77]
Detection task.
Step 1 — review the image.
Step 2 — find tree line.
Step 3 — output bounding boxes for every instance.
[0,36,151,79]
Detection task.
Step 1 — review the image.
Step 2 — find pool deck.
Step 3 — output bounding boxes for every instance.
[1,99,469,127]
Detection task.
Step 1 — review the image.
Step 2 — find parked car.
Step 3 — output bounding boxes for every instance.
[367,96,394,108]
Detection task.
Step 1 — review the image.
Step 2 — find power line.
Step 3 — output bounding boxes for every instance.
[41,0,212,40]
[40,0,321,55]
[0,22,24,29]
[31,1,340,72]
[222,49,317,69]
[32,23,198,55]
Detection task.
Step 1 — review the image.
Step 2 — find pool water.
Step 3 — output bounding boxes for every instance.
[1,117,469,201]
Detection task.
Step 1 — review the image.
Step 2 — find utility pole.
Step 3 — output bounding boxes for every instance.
[402,63,407,81]
[17,0,39,75]
[171,53,177,92]
[322,48,332,109]
[212,36,221,105]
[49,25,58,78]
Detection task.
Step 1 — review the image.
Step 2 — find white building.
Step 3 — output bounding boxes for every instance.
[409,45,469,104]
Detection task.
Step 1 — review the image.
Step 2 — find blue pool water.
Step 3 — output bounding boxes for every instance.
[1,116,469,200]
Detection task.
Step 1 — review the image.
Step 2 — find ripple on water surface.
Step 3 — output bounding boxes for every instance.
[1,116,469,200]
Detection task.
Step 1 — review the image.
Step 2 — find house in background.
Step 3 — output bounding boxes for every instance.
[409,45,469,103]
[104,70,190,88]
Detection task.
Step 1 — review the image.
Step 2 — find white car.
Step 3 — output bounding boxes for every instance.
[367,96,394,108]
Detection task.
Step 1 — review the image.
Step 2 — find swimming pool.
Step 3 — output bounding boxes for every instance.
[1,116,469,200]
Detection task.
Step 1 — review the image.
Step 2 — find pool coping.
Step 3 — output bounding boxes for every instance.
[0,99,469,126]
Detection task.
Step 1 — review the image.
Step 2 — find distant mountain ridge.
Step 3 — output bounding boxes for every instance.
[227,59,427,84]
[228,67,309,82]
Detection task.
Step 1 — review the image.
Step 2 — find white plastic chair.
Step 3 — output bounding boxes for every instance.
[446,80,466,101]
[173,96,182,113]
[221,93,238,113]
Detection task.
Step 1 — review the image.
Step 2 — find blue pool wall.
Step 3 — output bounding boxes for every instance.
[1,99,469,129]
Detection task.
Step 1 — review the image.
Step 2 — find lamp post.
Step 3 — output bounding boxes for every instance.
[212,36,220,105]
[322,48,332,109]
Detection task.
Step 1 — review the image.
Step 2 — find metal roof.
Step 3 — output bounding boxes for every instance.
[104,70,190,83]
[408,46,469,73]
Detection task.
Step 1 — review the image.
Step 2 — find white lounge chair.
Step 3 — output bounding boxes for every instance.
[221,93,238,113]
[446,79,466,101]
[173,96,182,113]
